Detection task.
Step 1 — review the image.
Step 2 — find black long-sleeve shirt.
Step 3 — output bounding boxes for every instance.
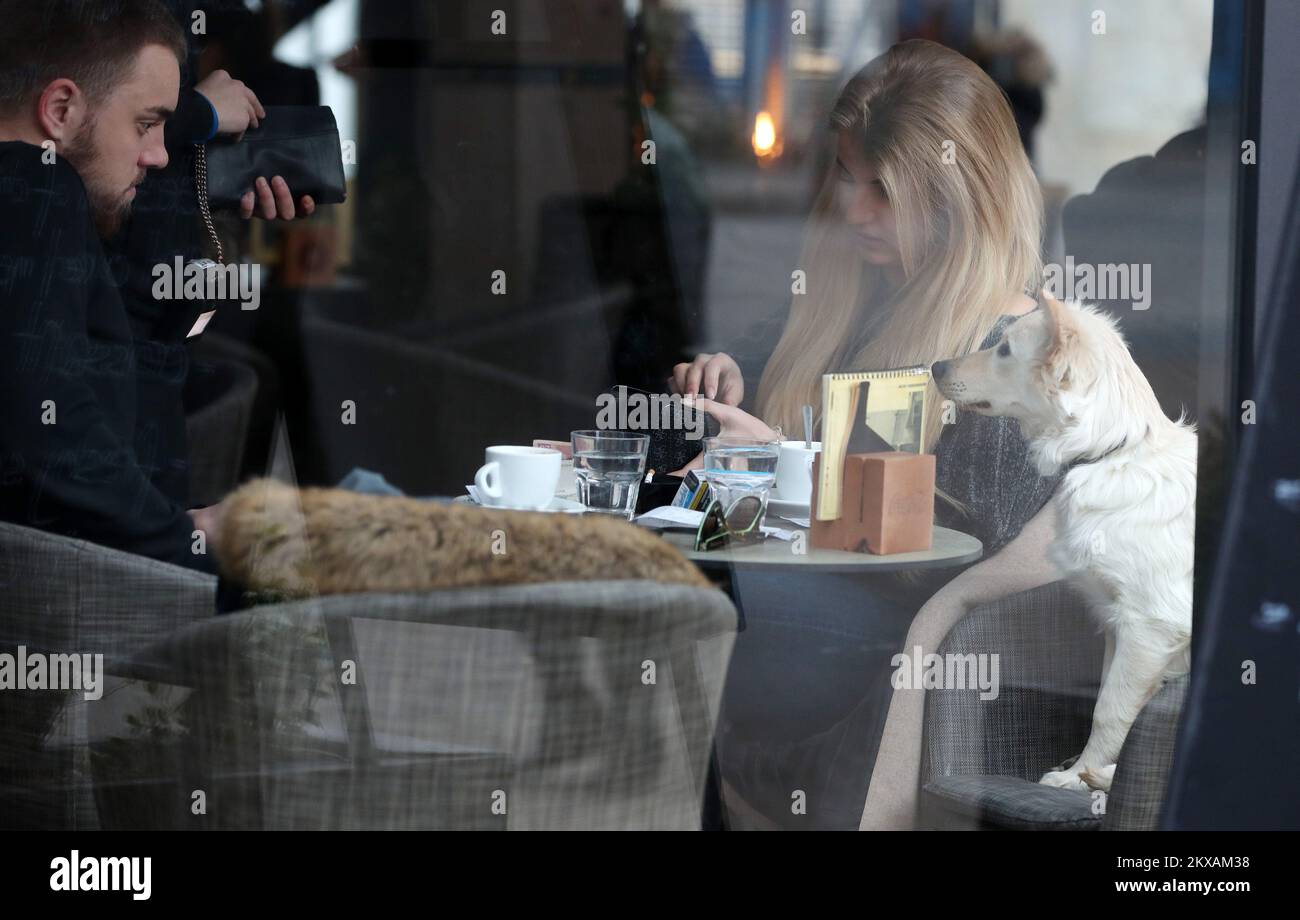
[101,86,217,508]
[99,0,219,508]
[0,141,215,572]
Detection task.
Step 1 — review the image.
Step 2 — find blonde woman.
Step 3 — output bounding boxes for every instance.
[672,39,1062,829]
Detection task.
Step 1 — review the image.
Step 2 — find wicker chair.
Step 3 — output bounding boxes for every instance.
[0,522,216,830]
[918,582,1189,830]
[91,580,737,830]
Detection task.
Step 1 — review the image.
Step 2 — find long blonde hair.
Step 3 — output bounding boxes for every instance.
[755,39,1043,453]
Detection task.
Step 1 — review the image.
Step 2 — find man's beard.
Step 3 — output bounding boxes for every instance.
[62,118,137,239]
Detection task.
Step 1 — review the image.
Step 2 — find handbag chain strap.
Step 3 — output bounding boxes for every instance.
[193,143,224,265]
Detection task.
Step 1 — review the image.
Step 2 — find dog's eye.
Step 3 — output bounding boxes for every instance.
[997,342,1011,357]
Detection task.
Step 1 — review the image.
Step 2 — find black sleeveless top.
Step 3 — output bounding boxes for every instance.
[932,312,1060,557]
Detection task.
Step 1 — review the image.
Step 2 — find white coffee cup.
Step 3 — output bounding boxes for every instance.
[774,440,822,504]
[475,446,561,510]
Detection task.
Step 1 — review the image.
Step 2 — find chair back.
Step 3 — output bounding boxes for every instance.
[95,579,737,830]
[0,522,216,829]
[923,581,1104,784]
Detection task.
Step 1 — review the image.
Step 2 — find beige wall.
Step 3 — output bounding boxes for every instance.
[1001,0,1213,196]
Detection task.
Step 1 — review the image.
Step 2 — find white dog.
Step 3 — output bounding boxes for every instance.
[931,291,1196,792]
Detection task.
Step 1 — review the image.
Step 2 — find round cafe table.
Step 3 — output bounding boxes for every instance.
[661,524,982,572]
[473,458,982,570]
[484,459,983,571]
[666,517,980,831]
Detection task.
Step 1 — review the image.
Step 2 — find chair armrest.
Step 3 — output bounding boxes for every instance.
[0,522,216,658]
[0,522,216,830]
[922,580,1103,783]
[1101,675,1189,831]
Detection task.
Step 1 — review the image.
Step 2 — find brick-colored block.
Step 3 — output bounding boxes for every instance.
[855,452,935,553]
[811,452,935,554]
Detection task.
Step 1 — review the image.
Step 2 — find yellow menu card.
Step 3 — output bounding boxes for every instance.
[815,366,930,520]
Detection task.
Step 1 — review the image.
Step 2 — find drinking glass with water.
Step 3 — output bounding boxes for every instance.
[702,436,780,516]
[571,430,650,520]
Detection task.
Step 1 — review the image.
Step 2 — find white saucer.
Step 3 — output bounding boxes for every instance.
[466,494,587,514]
[767,495,811,520]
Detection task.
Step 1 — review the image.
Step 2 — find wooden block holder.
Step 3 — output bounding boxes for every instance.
[810,452,937,554]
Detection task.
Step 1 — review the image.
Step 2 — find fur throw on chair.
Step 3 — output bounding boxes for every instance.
[215,478,712,598]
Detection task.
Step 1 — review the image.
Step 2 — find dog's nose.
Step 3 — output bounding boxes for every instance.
[931,360,949,381]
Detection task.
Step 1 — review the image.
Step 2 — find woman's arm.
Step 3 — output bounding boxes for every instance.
[860,497,1063,829]
[860,410,1064,829]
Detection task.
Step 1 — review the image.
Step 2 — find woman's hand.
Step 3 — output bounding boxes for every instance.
[668,398,781,475]
[670,452,704,477]
[669,353,744,406]
[692,397,780,441]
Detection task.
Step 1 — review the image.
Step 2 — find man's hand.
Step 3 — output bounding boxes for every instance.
[189,501,227,556]
[195,72,316,220]
[195,69,265,137]
[239,175,316,221]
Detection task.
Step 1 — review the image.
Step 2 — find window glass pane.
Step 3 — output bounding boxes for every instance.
[0,0,1260,834]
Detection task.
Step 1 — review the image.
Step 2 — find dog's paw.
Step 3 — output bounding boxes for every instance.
[1080,763,1116,792]
[1039,768,1089,791]
[1047,754,1080,773]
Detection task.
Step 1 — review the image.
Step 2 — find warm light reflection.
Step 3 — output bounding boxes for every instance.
[752,110,780,160]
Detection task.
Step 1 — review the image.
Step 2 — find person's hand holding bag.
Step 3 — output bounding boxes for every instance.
[238,175,316,221]
[195,69,264,136]
[195,71,317,221]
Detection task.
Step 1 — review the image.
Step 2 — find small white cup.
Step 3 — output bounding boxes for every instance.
[774,440,822,503]
[475,446,561,510]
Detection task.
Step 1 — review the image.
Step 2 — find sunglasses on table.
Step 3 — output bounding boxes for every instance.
[693,495,767,552]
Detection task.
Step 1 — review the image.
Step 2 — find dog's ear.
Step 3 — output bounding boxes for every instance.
[1039,288,1083,389]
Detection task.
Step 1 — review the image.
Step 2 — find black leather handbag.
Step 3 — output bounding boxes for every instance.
[194,105,347,259]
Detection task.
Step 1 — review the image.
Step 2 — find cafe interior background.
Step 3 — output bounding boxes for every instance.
[206,0,1226,497]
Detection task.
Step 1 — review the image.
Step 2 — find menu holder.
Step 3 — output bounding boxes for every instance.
[816,366,930,523]
[810,451,936,554]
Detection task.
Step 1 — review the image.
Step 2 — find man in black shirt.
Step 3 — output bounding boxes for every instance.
[105,0,315,521]
[0,0,214,571]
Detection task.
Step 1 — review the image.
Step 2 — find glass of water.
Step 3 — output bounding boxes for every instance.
[702,436,780,518]
[571,430,650,520]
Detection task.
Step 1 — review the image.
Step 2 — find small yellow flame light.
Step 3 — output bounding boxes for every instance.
[752,110,782,161]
